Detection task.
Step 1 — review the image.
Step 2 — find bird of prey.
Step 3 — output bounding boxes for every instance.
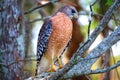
[35,5,78,75]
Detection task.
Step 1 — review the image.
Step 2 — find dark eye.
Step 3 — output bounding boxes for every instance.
[71,9,76,13]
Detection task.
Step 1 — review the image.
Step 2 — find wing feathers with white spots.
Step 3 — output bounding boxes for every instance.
[37,19,52,61]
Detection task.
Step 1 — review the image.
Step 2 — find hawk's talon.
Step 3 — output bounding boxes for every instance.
[47,59,56,73]
[47,65,56,72]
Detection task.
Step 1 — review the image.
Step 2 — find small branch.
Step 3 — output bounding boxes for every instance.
[24,0,59,14]
[27,16,51,24]
[27,10,120,24]
[91,61,120,74]
[0,58,36,68]
[27,11,103,24]
[88,13,92,38]
[90,0,99,6]
[110,49,120,79]
[88,0,100,38]
[87,0,96,38]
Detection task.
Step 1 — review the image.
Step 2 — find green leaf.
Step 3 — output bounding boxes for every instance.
[106,0,113,6]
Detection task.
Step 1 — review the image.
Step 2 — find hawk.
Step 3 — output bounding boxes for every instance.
[35,5,78,75]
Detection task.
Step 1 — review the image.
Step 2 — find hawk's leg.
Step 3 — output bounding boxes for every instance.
[47,59,56,72]
[57,56,64,69]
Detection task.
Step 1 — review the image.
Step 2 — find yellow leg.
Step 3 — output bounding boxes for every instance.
[57,57,63,69]
[47,59,56,72]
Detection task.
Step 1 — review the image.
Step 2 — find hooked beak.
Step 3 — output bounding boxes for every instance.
[73,13,79,19]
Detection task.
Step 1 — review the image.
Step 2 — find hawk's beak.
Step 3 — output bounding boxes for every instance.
[73,13,78,19]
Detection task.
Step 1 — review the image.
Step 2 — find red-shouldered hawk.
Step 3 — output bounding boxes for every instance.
[35,5,78,75]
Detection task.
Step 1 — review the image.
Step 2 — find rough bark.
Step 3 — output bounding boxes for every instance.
[0,0,25,80]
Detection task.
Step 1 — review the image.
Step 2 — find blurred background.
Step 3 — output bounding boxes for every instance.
[23,0,120,79]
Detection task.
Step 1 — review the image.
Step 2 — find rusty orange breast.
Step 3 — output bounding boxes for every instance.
[46,12,73,57]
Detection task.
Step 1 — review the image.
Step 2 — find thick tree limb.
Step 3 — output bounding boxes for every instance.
[49,0,120,80]
[59,26,120,79]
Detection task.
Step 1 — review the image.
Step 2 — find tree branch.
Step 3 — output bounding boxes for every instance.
[59,26,120,79]
[76,0,120,57]
[27,16,51,23]
[27,11,103,24]
[49,0,120,79]
[0,58,36,68]
[24,0,59,14]
[91,61,120,74]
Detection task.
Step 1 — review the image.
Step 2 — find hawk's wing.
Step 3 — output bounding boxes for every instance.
[37,19,52,61]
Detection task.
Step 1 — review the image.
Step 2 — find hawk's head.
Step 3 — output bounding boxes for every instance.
[57,5,78,19]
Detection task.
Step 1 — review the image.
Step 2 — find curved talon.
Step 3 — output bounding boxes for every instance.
[47,65,56,72]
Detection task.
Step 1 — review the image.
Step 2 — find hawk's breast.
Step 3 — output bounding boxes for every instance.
[46,12,73,57]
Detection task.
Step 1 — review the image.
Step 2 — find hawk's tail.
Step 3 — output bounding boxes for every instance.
[35,60,40,76]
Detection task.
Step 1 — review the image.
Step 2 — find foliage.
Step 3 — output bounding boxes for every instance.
[106,0,114,7]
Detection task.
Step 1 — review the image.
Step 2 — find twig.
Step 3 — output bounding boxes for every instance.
[88,12,92,38]
[0,58,36,68]
[27,11,120,24]
[88,1,94,38]
[27,11,103,24]
[110,49,120,79]
[24,0,59,14]
[27,16,51,23]
[88,0,101,38]
[113,14,119,26]
[90,61,120,74]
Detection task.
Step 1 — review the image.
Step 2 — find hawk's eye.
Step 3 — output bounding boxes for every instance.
[71,9,76,13]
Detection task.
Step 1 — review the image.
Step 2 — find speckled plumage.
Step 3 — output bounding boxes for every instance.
[37,19,52,61]
[35,19,52,75]
[35,5,77,75]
